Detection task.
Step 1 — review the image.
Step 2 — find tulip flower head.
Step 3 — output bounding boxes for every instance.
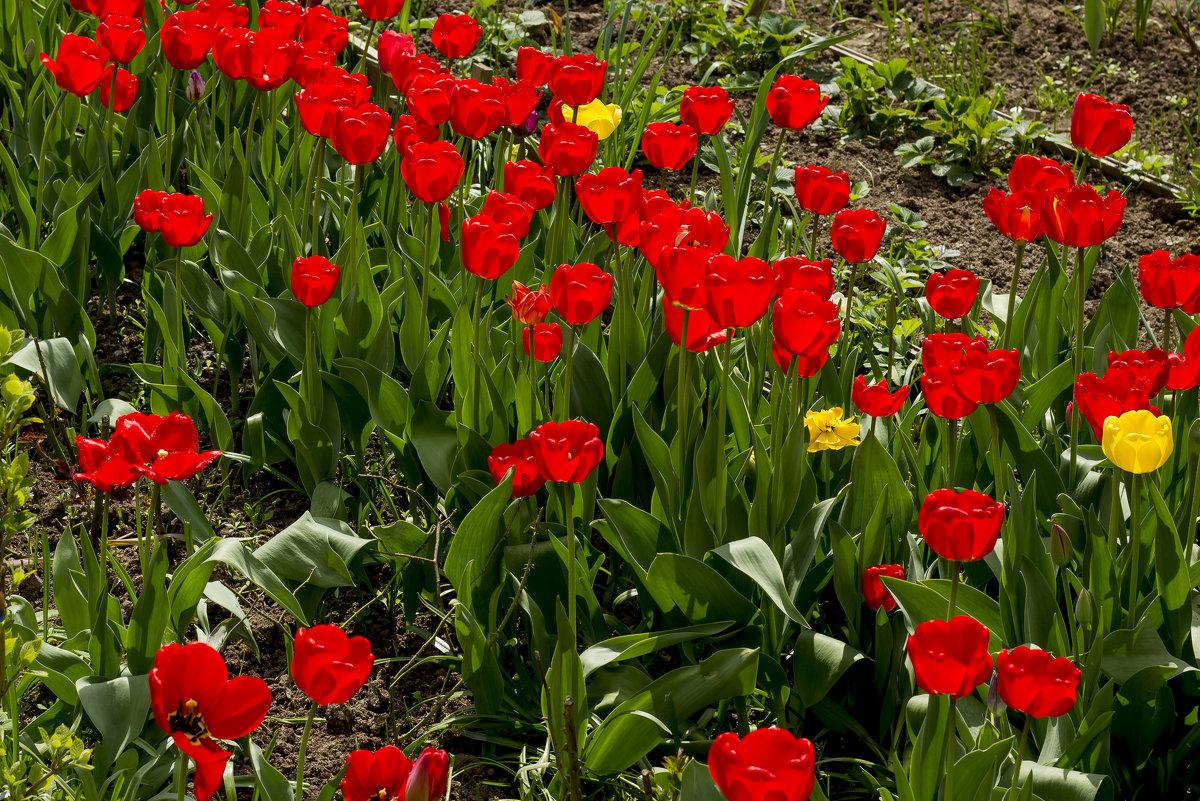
[549,263,613,325]
[1073,368,1158,440]
[918,488,1004,562]
[680,85,735,135]
[488,439,548,497]
[664,302,728,353]
[291,256,340,307]
[402,141,465,204]
[925,269,980,320]
[561,99,623,140]
[97,15,145,64]
[642,121,698,171]
[851,376,908,418]
[41,34,111,97]
[793,165,851,216]
[159,194,214,248]
[906,616,993,699]
[1008,154,1075,194]
[516,46,556,86]
[528,420,604,483]
[539,122,599,177]
[507,281,553,324]
[549,53,607,106]
[831,208,886,263]
[341,745,449,801]
[708,727,816,801]
[357,0,407,22]
[1138,250,1200,312]
[432,13,482,59]
[576,167,643,226]
[291,625,374,705]
[983,188,1045,243]
[523,323,564,362]
[505,160,557,210]
[704,255,777,330]
[161,10,217,70]
[995,646,1081,718]
[765,74,829,131]
[1042,185,1126,248]
[803,408,860,452]
[774,256,834,300]
[1070,92,1133,158]
[1102,409,1173,474]
[461,215,520,280]
[863,564,905,611]
[100,68,138,112]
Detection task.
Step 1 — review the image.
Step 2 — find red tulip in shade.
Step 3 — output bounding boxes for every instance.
[291,257,340,307]
[528,420,604,483]
[259,0,305,37]
[461,215,520,280]
[150,642,272,801]
[549,263,613,325]
[402,141,464,204]
[680,85,735,135]
[765,74,829,131]
[505,160,557,210]
[1042,185,1126,247]
[341,745,449,801]
[1070,92,1133,158]
[507,281,553,324]
[666,302,729,353]
[772,288,841,358]
[299,7,349,54]
[488,439,547,497]
[132,190,169,231]
[539,122,600,177]
[549,53,607,106]
[159,194,213,248]
[1108,348,1169,396]
[1167,344,1200,392]
[332,103,391,164]
[356,0,407,21]
[995,647,1081,718]
[291,625,374,705]
[97,15,144,64]
[432,13,482,59]
[925,269,979,320]
[793,165,850,215]
[906,616,994,699]
[774,256,834,300]
[87,0,147,20]
[921,367,979,420]
[377,31,415,75]
[523,323,564,362]
[831,208,886,263]
[982,189,1045,243]
[851,376,908,417]
[918,488,1005,562]
[705,255,776,329]
[41,34,111,97]
[1138,250,1200,312]
[708,728,816,801]
[481,192,534,240]
[641,122,698,171]
[863,564,905,612]
[516,46,556,86]
[392,114,440,153]
[1008,154,1074,194]
[100,68,138,112]
[161,10,217,70]
[576,167,644,225]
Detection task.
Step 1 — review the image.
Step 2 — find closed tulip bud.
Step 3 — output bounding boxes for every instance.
[1050,523,1072,566]
[987,672,1006,713]
[185,69,205,101]
[1075,587,1094,627]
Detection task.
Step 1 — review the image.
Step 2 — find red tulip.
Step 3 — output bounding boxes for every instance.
[212,26,252,79]
[982,189,1045,243]
[160,194,213,248]
[793,165,850,215]
[291,256,340,307]
[507,281,553,324]
[299,6,349,54]
[576,167,644,226]
[906,616,993,699]
[291,625,374,705]
[41,34,111,97]
[432,13,482,59]
[1167,351,1199,392]
[132,189,169,231]
[918,488,1004,562]
[242,28,298,91]
[481,191,534,240]
[656,245,710,310]
[196,0,249,28]
[772,288,840,357]
[461,215,520,280]
[377,31,415,75]
[341,745,449,801]
[1138,249,1200,312]
[404,71,454,126]
[494,77,542,127]
[73,435,139,491]
[920,333,977,370]
[1107,348,1169,397]
[863,564,904,612]
[1042,185,1126,248]
[390,52,444,94]
[290,41,336,87]
[121,411,222,483]
[1070,92,1133,158]
[402,141,464,204]
[406,748,451,801]
[550,263,613,325]
[852,376,908,417]
[258,0,304,37]
[773,256,833,300]
[925,269,979,320]
[89,0,147,20]
[392,114,440,153]
[920,367,979,420]
[958,343,1019,404]
[295,79,366,139]
[705,255,776,329]
[772,340,828,378]
[516,46,556,86]
[539,122,599,177]
[161,10,216,70]
[489,439,548,497]
[150,642,271,801]
[523,323,564,362]
[996,646,1081,718]
[1008,154,1074,194]
[528,420,604,483]
[765,74,828,131]
[665,302,728,353]
[332,103,390,164]
[100,67,138,112]
[831,208,886,263]
[504,160,557,210]
[641,122,698,171]
[97,15,144,64]
[708,728,816,801]
[356,0,407,21]
[1072,368,1157,440]
[549,54,607,106]
[680,85,735,135]
[450,79,508,139]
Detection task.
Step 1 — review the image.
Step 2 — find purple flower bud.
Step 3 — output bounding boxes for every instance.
[518,109,539,136]
[987,672,1006,713]
[185,70,205,102]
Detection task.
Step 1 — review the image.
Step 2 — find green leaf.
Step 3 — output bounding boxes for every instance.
[680,760,726,801]
[1101,619,1196,683]
[791,630,866,707]
[126,544,169,675]
[580,622,733,676]
[253,512,372,588]
[76,675,151,760]
[711,537,807,625]
[7,336,82,412]
[209,539,309,625]
[595,498,666,582]
[443,474,514,610]
[880,577,1005,651]
[644,553,759,625]
[246,738,295,801]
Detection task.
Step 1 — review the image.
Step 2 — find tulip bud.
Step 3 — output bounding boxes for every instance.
[1075,587,1094,628]
[1065,401,1075,428]
[185,69,205,101]
[519,109,539,136]
[986,671,1006,713]
[1050,523,1072,566]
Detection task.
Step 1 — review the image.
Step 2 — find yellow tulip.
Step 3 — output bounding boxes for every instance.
[562,99,622,140]
[803,407,861,453]
[1101,409,1173,474]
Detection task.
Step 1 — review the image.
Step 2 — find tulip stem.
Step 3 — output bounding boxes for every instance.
[471,276,486,429]
[988,403,1005,499]
[944,696,958,801]
[174,749,188,801]
[677,310,691,449]
[422,201,437,333]
[1069,247,1087,490]
[32,90,67,248]
[761,131,786,235]
[304,137,326,256]
[303,307,322,425]
[808,211,820,260]
[357,20,380,75]
[295,699,320,800]
[947,561,960,618]
[165,70,181,188]
[560,323,577,423]
[1006,715,1033,801]
[240,93,262,239]
[610,237,627,396]
[564,482,577,638]
[839,259,859,360]
[688,135,703,200]
[1001,241,1025,351]
[714,335,732,544]
[1126,472,1141,629]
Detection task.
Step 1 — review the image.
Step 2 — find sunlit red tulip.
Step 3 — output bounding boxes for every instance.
[432,13,482,59]
[291,256,340,307]
[1042,185,1126,248]
[906,616,993,699]
[41,34,111,96]
[504,160,557,210]
[97,15,144,64]
[920,333,976,370]
[357,0,407,21]
[196,0,250,28]
[774,256,834,300]
[831,208,886,263]
[656,245,710,310]
[151,642,271,801]
[550,53,607,106]
[793,165,850,216]
[1008,154,1074,193]
[489,439,548,497]
[406,747,451,801]
[494,77,542,128]
[528,420,604,483]
[392,114,440,153]
[212,27,252,79]
[404,71,454,126]
[291,625,374,705]
[133,190,169,231]
[576,167,644,225]
[119,411,222,483]
[550,263,613,325]
[852,376,908,417]
[680,85,735,135]
[100,68,138,112]
[390,52,444,94]
[299,6,349,54]
[863,564,904,612]
[919,488,1004,561]
[921,367,978,420]
[772,341,829,378]
[539,122,599,177]
[925,269,979,320]
[996,646,1080,718]
[461,215,520,280]
[704,255,776,329]
[402,141,464,204]
[450,79,508,139]
[332,103,390,164]
[295,79,365,139]
[983,189,1045,243]
[523,323,563,362]
[258,0,304,37]
[772,288,840,357]
[1138,249,1200,312]
[708,728,816,801]
[90,0,147,20]
[161,10,216,70]
[481,191,534,240]
[341,746,449,801]
[1073,368,1158,440]
[765,74,828,131]
[955,343,1019,404]
[1070,92,1133,158]
[73,435,139,491]
[664,302,728,353]
[290,41,335,87]
[241,28,298,91]
[516,46,556,86]
[1108,348,1169,397]
[641,122,698,171]
[160,194,213,248]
